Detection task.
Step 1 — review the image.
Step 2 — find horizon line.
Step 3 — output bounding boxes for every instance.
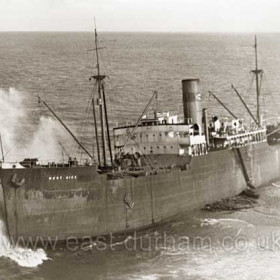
[0,30,280,34]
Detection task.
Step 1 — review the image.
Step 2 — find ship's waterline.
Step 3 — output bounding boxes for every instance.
[0,141,279,244]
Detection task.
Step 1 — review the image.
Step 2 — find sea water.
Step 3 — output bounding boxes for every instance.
[1,32,280,279]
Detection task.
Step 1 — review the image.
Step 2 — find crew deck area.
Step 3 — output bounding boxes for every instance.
[211,128,267,149]
[0,157,93,169]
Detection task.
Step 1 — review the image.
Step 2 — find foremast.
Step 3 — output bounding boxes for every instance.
[90,22,113,168]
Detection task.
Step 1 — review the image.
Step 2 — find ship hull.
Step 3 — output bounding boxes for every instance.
[0,142,279,243]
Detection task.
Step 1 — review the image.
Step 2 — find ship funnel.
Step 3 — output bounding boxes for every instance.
[182,78,202,127]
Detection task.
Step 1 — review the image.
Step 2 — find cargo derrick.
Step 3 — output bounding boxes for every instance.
[113,79,207,172]
[113,75,266,175]
[1,35,280,243]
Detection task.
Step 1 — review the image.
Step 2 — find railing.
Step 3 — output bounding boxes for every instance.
[0,157,95,169]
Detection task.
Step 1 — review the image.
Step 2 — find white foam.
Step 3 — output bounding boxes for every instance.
[4,247,49,267]
[200,218,219,227]
[272,182,280,188]
[201,218,254,228]
[140,275,159,280]
[0,220,49,267]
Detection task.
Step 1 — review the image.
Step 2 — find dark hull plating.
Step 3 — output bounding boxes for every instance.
[0,142,280,242]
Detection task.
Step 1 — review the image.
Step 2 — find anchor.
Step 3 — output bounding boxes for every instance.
[11,174,25,188]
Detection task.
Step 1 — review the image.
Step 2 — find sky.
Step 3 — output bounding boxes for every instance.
[0,0,280,32]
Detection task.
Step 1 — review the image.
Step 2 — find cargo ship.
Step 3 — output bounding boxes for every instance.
[0,32,280,244]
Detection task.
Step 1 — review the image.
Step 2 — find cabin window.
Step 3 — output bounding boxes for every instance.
[164,146,166,149]
[144,147,146,150]
[171,146,173,149]
[49,177,52,180]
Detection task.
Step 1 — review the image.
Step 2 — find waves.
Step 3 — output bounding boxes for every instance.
[0,220,49,268]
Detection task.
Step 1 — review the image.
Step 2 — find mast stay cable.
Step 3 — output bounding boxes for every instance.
[38,96,93,159]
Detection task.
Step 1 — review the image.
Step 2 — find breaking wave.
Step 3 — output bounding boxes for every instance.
[0,220,49,268]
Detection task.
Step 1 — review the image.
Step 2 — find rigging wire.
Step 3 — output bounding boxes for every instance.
[69,82,94,160]
[262,75,280,120]
[73,88,96,161]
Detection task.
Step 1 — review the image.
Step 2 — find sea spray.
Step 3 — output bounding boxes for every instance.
[0,88,24,158]
[0,88,72,162]
[22,116,69,162]
[0,220,49,267]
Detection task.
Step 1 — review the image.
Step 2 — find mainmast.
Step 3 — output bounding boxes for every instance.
[90,20,113,167]
[251,35,263,125]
